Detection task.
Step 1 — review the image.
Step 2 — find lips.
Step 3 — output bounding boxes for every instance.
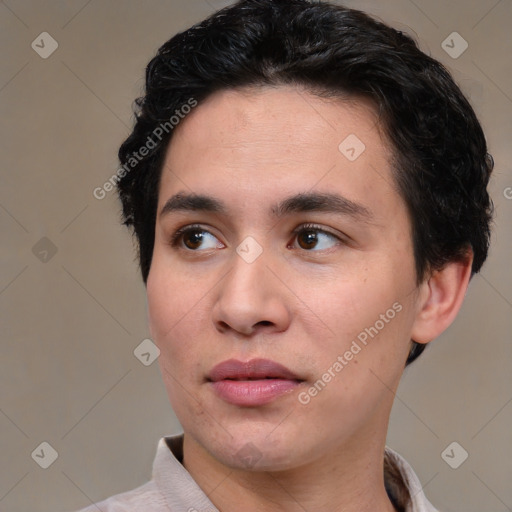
[209,358,301,382]
[208,358,304,406]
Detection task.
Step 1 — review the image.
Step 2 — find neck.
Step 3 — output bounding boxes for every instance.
[182,424,398,512]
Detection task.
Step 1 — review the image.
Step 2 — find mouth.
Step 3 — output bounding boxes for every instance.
[207,358,304,407]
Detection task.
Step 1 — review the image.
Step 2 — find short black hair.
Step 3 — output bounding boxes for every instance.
[117,0,493,365]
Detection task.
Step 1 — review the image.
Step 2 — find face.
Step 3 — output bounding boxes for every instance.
[147,86,423,471]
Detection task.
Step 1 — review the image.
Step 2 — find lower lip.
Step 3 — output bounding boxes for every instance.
[210,379,300,406]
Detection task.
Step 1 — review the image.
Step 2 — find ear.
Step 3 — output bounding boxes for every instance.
[411,251,473,344]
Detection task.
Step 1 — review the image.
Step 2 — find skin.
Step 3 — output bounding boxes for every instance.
[146,85,472,512]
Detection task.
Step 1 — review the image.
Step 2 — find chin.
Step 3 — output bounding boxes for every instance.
[204,427,308,472]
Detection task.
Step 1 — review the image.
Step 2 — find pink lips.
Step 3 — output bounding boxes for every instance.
[208,358,303,406]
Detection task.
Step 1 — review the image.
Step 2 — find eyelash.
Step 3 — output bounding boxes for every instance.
[169,223,343,252]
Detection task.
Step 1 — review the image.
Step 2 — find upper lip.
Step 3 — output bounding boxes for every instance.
[208,358,302,382]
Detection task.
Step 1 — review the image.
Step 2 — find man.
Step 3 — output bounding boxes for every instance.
[78,0,493,510]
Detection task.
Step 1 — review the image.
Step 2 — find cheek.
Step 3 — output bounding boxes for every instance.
[147,258,201,335]
[147,265,210,411]
[146,263,204,365]
[308,269,415,375]
[301,290,414,430]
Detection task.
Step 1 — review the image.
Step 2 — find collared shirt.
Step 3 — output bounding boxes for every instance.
[76,434,439,512]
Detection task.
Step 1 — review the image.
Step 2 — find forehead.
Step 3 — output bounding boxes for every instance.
[169,85,384,160]
[158,85,400,221]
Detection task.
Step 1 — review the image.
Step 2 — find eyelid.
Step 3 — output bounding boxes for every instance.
[291,223,342,241]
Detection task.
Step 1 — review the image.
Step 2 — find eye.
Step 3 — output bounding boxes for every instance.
[170,223,343,253]
[170,224,224,251]
[291,223,341,251]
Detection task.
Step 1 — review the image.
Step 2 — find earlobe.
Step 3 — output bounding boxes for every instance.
[411,252,473,344]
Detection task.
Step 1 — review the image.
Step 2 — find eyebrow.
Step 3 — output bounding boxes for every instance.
[159,191,374,223]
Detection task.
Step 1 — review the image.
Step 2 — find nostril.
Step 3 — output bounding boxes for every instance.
[217,321,230,332]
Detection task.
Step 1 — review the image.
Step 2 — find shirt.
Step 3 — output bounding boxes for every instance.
[76,434,439,512]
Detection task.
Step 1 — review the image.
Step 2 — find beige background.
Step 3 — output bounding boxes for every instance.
[1,1,511,511]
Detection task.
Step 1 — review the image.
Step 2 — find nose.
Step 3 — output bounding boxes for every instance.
[211,246,291,337]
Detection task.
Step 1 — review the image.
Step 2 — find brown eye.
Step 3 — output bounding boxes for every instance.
[171,225,223,251]
[292,224,341,251]
[182,230,205,250]
[297,229,320,250]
